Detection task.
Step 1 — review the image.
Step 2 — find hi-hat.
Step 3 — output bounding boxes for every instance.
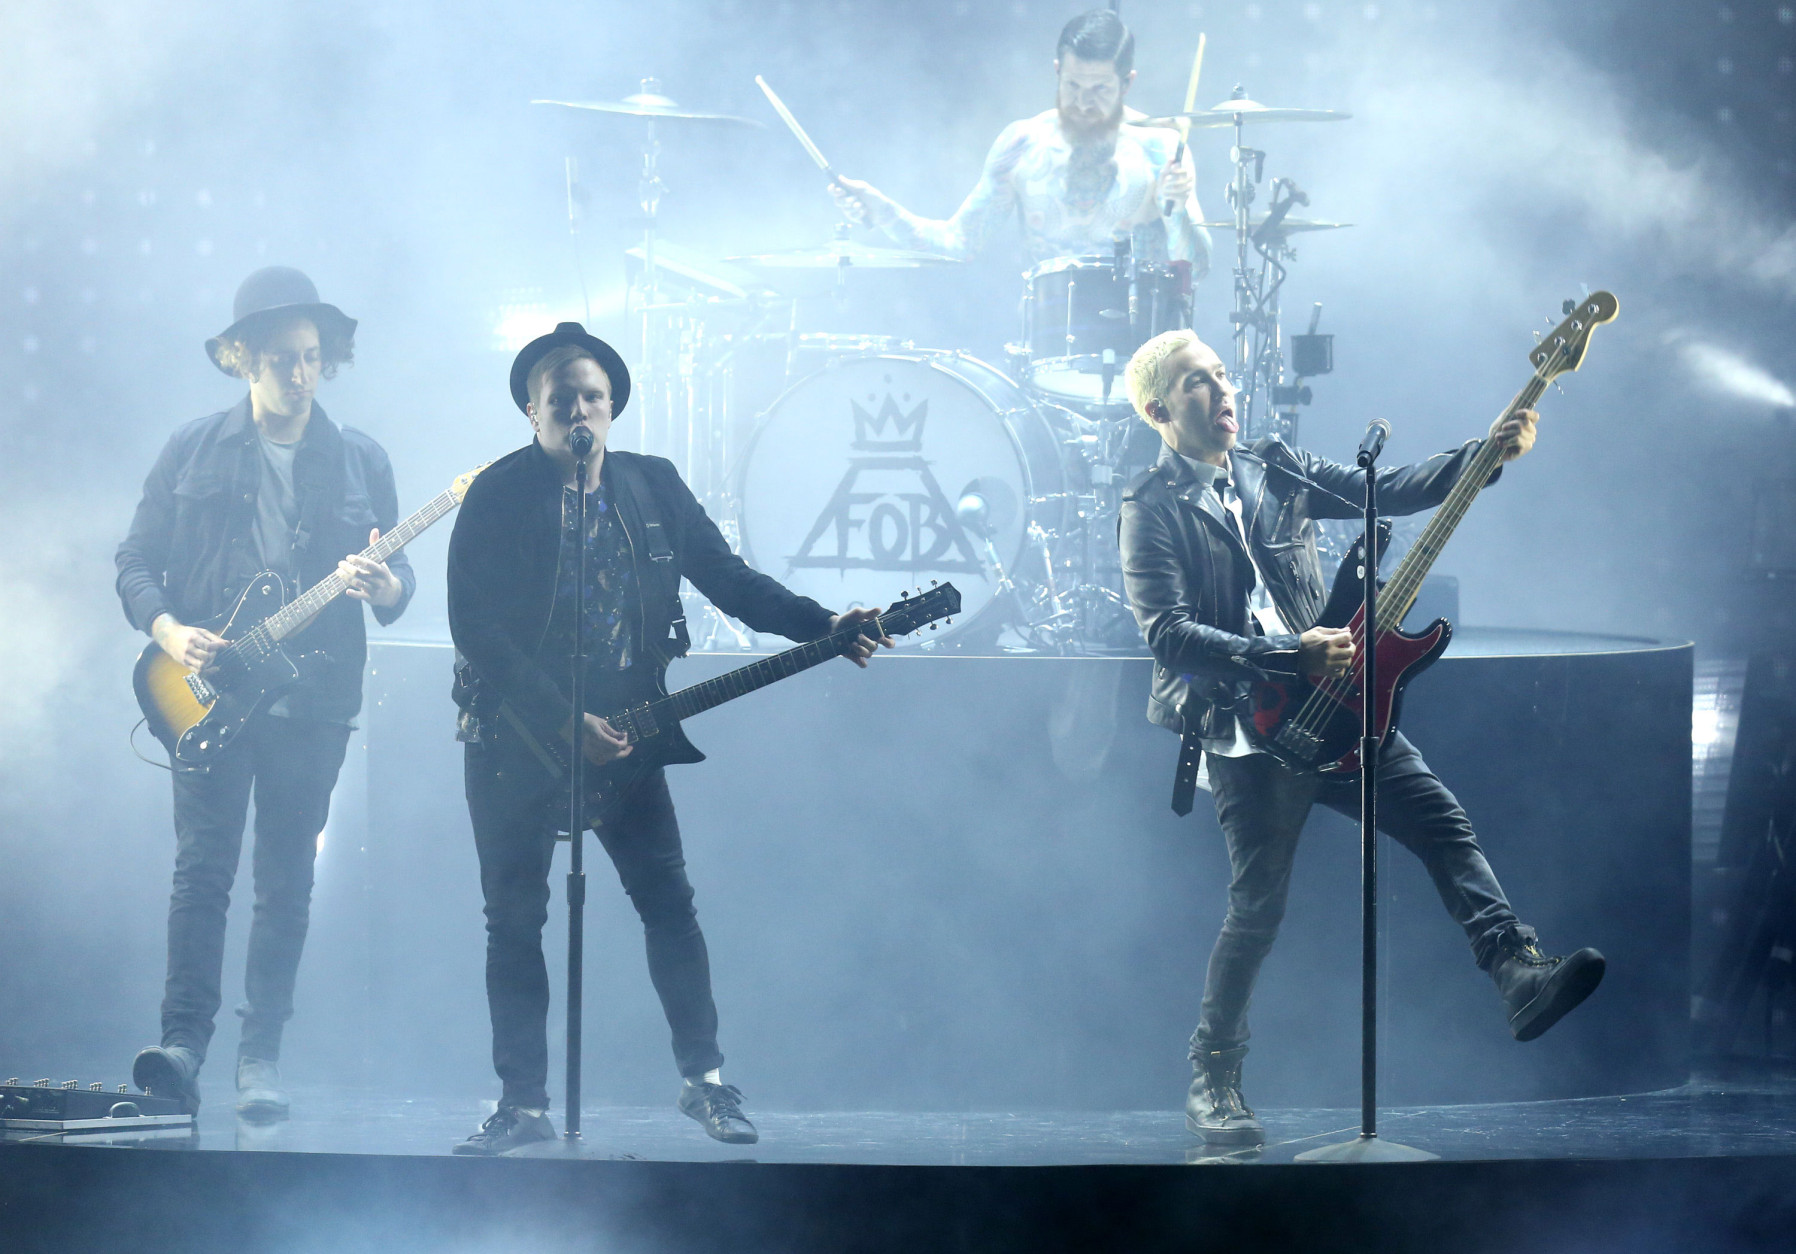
[532,93,762,126]
[1134,97,1351,128]
[1195,217,1353,234]
[725,240,961,269]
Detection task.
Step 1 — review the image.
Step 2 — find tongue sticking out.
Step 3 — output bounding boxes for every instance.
[1216,412,1239,434]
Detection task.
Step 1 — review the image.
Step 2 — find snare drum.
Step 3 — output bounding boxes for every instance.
[1017,256,1190,407]
[736,352,1074,643]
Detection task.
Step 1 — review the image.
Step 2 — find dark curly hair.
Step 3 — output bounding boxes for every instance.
[212,310,355,381]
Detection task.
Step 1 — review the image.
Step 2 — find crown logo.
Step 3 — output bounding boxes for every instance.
[851,395,928,452]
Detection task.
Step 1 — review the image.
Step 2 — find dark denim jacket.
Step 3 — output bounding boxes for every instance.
[115,396,415,724]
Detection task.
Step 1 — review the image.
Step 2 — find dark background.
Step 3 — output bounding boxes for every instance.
[0,0,1789,1109]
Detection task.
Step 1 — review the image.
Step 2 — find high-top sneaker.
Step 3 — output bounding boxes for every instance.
[235,1057,290,1123]
[1186,1046,1265,1145]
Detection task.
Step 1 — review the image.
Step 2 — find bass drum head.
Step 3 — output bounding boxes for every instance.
[737,352,1066,644]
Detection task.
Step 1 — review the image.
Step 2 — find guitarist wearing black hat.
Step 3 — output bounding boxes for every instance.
[116,267,414,1122]
[447,323,890,1155]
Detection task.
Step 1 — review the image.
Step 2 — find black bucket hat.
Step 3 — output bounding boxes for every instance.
[509,321,632,416]
[206,266,358,376]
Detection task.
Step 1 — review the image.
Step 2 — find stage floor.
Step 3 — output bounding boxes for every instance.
[20,1074,1795,1166]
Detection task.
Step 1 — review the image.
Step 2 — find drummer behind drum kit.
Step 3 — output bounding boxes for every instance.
[533,80,1351,653]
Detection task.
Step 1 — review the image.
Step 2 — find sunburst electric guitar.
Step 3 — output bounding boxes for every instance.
[1244,291,1619,775]
[135,464,488,766]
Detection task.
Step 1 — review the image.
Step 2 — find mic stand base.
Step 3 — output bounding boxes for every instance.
[1295,1134,1438,1164]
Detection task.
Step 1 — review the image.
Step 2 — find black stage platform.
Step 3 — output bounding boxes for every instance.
[6,1078,1796,1253]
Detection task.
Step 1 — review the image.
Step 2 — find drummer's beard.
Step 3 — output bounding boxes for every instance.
[1058,98,1124,149]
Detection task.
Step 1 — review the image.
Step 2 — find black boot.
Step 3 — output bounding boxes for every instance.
[1491,934,1606,1041]
[133,1045,202,1116]
[1186,1046,1265,1145]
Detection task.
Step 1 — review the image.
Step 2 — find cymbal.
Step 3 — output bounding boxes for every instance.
[1195,217,1353,234]
[724,240,961,269]
[531,94,763,126]
[1134,97,1351,128]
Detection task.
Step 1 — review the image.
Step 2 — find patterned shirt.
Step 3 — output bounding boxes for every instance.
[879,109,1212,272]
[541,473,638,694]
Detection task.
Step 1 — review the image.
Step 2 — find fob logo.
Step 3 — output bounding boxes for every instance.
[789,391,983,574]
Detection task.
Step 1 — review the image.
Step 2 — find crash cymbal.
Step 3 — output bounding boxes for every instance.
[1134,97,1351,129]
[1195,217,1353,233]
[725,239,961,269]
[532,93,763,126]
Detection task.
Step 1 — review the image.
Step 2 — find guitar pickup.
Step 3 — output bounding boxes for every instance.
[184,674,218,705]
[624,705,658,739]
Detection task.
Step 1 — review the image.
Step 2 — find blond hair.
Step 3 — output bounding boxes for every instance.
[528,344,603,409]
[1124,328,1203,423]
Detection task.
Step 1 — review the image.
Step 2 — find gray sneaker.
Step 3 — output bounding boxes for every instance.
[452,1105,557,1156]
[235,1057,290,1123]
[133,1045,203,1116]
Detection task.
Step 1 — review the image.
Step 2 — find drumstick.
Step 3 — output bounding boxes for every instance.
[755,75,841,186]
[1164,33,1206,216]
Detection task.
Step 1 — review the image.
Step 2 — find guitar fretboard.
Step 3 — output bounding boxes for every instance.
[1371,361,1556,637]
[617,620,891,740]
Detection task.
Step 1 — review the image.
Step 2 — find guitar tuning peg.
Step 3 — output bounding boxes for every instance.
[930,579,938,586]
[1562,299,1577,315]
[1532,330,1542,342]
[929,623,937,630]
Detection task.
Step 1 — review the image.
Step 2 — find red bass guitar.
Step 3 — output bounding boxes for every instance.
[1245,291,1619,775]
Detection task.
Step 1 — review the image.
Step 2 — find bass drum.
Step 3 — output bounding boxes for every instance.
[737,352,1073,644]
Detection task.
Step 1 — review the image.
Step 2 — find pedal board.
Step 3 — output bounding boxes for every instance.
[1,1078,193,1136]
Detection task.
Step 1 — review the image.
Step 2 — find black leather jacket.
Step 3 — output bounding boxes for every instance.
[447,441,836,751]
[114,397,414,724]
[1118,437,1498,738]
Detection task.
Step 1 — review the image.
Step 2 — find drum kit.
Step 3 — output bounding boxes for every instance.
[532,79,1352,653]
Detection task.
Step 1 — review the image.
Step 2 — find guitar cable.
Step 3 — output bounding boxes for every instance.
[129,718,174,772]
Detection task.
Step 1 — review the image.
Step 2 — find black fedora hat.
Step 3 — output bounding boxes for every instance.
[206,266,358,376]
[509,322,632,416]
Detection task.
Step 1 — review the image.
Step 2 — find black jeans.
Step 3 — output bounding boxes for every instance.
[1194,732,1523,1054]
[163,714,351,1062]
[466,746,723,1111]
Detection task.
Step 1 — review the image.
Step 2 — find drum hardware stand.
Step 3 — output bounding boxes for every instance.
[565,157,592,324]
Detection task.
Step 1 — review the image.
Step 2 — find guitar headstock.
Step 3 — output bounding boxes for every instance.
[450,462,493,503]
[876,582,963,638]
[1529,291,1619,381]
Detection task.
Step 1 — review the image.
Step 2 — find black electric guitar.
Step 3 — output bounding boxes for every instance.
[509,582,962,821]
[1244,291,1619,775]
[135,464,488,765]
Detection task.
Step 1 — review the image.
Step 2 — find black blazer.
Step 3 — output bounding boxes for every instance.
[447,441,836,749]
[1118,436,1497,738]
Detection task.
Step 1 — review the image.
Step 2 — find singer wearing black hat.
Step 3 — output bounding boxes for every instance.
[116,267,415,1122]
[446,323,891,1155]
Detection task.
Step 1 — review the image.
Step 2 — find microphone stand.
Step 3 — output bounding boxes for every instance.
[564,433,592,1140]
[1295,432,1436,1164]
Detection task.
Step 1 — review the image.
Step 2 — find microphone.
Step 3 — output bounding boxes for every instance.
[569,425,594,459]
[1356,418,1390,467]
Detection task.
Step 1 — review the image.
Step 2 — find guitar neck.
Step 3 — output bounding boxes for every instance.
[1374,371,1549,634]
[624,619,879,737]
[260,487,458,641]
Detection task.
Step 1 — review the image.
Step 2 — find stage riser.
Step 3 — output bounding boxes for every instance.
[279,640,1692,1110]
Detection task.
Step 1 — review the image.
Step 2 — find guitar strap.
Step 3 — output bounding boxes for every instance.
[605,455,691,667]
[1171,730,1204,817]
